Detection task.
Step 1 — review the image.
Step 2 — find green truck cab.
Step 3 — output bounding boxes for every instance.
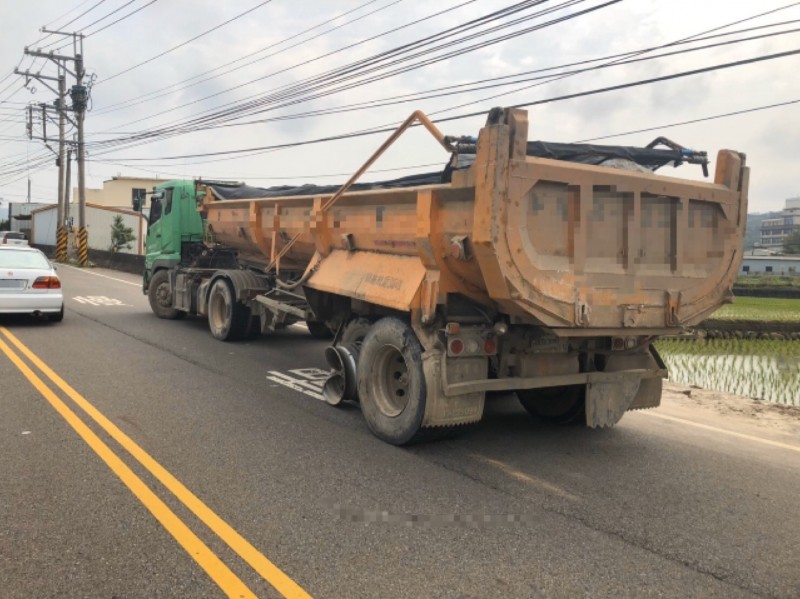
[143,180,204,294]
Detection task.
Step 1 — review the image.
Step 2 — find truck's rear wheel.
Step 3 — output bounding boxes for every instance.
[306,320,334,339]
[208,278,250,341]
[341,317,372,346]
[148,270,184,320]
[517,385,586,424]
[357,318,427,445]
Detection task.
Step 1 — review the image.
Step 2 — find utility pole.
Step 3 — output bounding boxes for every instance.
[21,29,88,265]
[55,68,67,260]
[72,48,88,266]
[64,147,73,259]
[17,62,67,254]
[64,147,72,225]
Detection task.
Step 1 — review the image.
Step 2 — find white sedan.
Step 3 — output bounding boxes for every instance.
[0,246,64,322]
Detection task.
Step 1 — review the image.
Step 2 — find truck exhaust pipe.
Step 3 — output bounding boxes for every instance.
[322,344,360,406]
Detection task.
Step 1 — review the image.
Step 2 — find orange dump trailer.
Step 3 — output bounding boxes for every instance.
[148,107,748,444]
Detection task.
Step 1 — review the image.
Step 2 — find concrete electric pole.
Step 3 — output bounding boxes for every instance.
[20,29,88,265]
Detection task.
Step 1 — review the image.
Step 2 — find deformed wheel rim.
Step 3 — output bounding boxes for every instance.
[371,344,410,418]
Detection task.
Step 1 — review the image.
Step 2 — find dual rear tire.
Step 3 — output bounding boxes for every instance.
[357,317,429,445]
[517,385,586,424]
[207,278,251,341]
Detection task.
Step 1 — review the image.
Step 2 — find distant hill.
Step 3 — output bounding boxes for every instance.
[745,212,782,250]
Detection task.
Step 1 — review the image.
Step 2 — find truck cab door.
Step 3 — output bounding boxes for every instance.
[144,187,180,290]
[148,188,179,255]
[146,193,165,259]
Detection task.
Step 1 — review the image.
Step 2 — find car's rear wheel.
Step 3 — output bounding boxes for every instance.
[48,305,64,323]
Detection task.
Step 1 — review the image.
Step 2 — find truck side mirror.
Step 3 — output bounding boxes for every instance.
[132,189,148,211]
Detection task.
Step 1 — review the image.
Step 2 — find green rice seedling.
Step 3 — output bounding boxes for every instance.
[654,338,800,406]
[711,297,800,322]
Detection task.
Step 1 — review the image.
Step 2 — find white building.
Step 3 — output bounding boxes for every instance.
[7,202,53,239]
[760,197,800,250]
[740,255,800,275]
[30,203,147,255]
[73,175,169,210]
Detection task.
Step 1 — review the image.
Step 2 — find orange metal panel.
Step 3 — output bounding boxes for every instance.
[307,250,426,312]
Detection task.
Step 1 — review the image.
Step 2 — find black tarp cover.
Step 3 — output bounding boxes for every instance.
[206,140,702,200]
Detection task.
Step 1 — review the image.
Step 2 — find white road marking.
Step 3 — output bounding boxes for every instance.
[73,295,131,307]
[59,264,141,287]
[267,364,800,455]
[267,369,326,401]
[640,411,800,454]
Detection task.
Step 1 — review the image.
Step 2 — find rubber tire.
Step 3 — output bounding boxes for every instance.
[207,278,250,341]
[340,317,372,346]
[517,385,586,425]
[357,317,427,445]
[307,320,334,339]
[49,305,64,323]
[148,270,184,320]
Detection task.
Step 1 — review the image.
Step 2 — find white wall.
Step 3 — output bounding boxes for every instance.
[31,206,58,246]
[32,205,147,255]
[84,206,146,255]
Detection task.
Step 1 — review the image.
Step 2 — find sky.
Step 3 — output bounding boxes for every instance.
[1,0,799,222]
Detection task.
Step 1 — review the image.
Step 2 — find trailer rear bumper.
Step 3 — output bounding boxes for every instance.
[442,366,666,396]
[437,356,665,428]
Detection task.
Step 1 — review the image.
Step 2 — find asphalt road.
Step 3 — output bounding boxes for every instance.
[1,265,798,599]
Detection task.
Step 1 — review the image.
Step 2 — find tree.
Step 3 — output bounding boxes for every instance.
[110,215,136,252]
[0,219,9,231]
[782,230,800,255]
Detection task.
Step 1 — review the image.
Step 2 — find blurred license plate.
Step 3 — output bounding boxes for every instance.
[0,280,25,289]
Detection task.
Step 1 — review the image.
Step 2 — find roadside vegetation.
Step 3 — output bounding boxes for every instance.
[735,274,800,288]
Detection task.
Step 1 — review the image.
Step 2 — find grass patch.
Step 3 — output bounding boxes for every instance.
[709,296,800,322]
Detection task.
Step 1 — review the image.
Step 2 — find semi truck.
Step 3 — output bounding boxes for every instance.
[143,107,748,445]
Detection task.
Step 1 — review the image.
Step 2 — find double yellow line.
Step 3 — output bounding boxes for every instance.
[0,327,311,599]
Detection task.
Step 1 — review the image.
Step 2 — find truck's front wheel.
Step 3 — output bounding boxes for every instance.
[148,270,184,320]
[357,318,427,445]
[208,278,249,341]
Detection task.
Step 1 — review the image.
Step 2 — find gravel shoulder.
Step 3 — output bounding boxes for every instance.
[660,380,800,440]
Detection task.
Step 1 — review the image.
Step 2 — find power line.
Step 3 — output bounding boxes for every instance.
[93,0,482,126]
[80,0,160,39]
[84,0,599,149]
[574,98,800,142]
[171,23,800,132]
[99,0,274,83]
[81,1,786,158]
[97,48,800,161]
[92,0,404,113]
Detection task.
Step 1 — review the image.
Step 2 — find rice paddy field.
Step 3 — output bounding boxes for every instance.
[654,297,800,407]
[710,296,800,323]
